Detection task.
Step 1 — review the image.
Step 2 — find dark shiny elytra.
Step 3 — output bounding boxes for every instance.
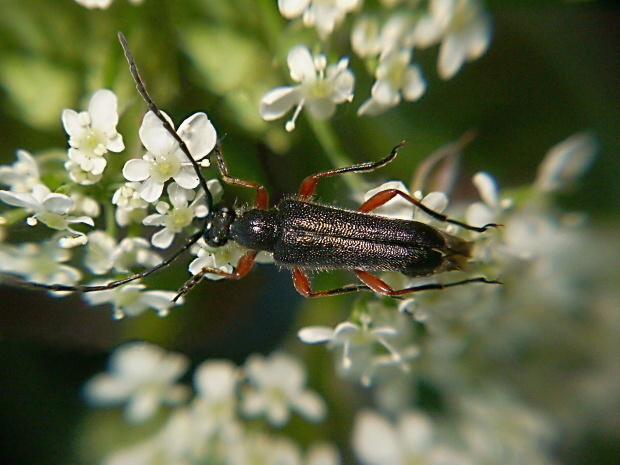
[230,199,472,277]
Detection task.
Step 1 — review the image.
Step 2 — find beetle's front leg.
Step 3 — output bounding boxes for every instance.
[174,250,258,301]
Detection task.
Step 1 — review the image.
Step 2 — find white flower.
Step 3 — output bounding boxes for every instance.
[112,181,150,226]
[465,171,512,228]
[351,15,383,58]
[241,352,327,427]
[62,89,124,183]
[352,13,417,59]
[414,0,492,80]
[0,183,94,247]
[534,132,597,193]
[64,159,103,186]
[191,360,239,435]
[188,239,247,281]
[298,310,419,386]
[83,281,182,319]
[0,240,81,287]
[278,0,362,38]
[260,45,355,131]
[123,111,216,202]
[84,342,190,423]
[358,48,426,116]
[353,410,469,465]
[70,192,101,218]
[142,183,208,249]
[0,149,40,192]
[112,182,149,210]
[85,231,162,275]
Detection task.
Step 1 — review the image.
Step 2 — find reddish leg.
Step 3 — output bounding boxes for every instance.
[292,267,371,297]
[291,267,499,299]
[174,250,258,301]
[298,142,405,199]
[354,270,500,297]
[212,145,269,209]
[359,189,497,232]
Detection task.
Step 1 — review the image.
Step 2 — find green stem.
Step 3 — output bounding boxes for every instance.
[104,199,117,239]
[305,117,366,193]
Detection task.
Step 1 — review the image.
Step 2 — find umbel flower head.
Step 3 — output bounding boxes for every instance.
[260,45,355,131]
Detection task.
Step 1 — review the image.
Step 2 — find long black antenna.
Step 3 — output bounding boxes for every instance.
[117,31,214,211]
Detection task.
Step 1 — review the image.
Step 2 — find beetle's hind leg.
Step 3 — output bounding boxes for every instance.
[358,189,499,232]
[353,270,501,297]
[292,267,372,297]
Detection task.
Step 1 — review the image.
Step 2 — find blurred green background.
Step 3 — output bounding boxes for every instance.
[0,1,618,464]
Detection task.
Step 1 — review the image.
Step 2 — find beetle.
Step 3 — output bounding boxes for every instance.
[5,32,500,300]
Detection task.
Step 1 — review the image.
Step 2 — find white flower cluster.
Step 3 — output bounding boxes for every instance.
[0,88,224,317]
[261,0,492,128]
[84,343,337,465]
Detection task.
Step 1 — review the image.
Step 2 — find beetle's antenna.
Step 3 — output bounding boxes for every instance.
[2,229,205,293]
[117,31,214,212]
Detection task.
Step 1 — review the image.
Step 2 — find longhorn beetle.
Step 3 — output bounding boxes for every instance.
[6,32,500,301]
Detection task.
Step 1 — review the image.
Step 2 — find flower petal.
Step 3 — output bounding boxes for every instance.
[167,182,190,208]
[173,166,199,190]
[294,391,327,422]
[352,411,401,465]
[177,112,217,160]
[287,45,316,82]
[0,190,39,209]
[139,178,164,203]
[106,133,125,153]
[298,326,335,344]
[472,171,498,209]
[152,228,175,249]
[278,0,309,18]
[89,89,119,133]
[139,111,176,156]
[61,109,83,137]
[438,32,468,80]
[259,86,302,121]
[122,159,150,182]
[402,65,426,101]
[41,193,74,215]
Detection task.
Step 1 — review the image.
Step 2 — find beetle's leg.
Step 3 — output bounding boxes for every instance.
[358,189,498,232]
[174,250,258,301]
[298,142,406,199]
[354,270,501,296]
[292,267,371,297]
[211,145,269,209]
